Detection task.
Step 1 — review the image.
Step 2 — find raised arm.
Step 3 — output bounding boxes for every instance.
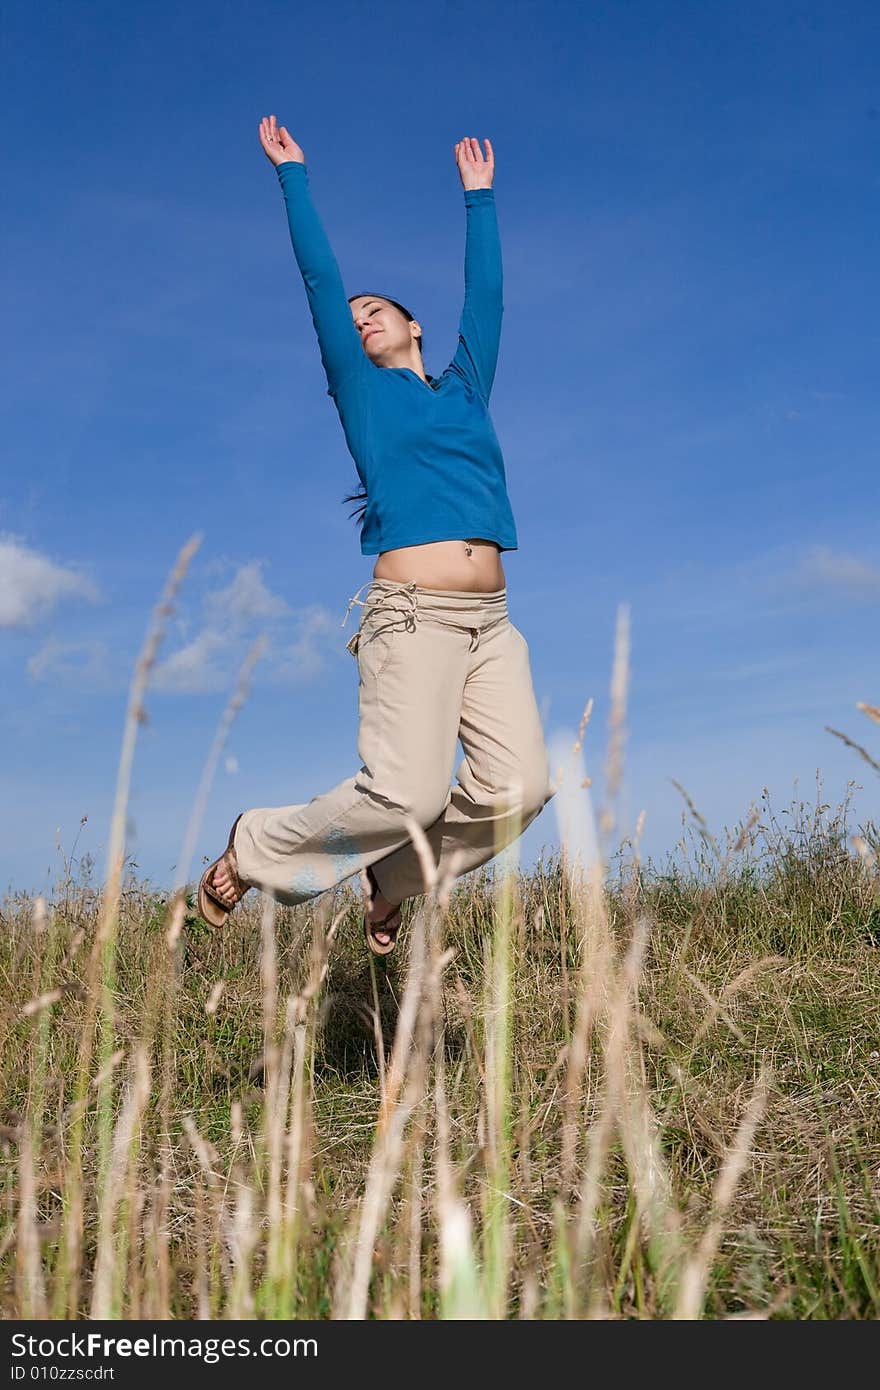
[258,115,365,397]
[450,137,503,403]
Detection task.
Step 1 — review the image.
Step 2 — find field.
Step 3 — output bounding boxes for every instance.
[2,548,879,1320]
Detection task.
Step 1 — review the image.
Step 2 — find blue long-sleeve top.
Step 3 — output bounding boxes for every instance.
[275,160,518,555]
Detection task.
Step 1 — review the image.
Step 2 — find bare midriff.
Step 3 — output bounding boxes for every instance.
[372,538,506,592]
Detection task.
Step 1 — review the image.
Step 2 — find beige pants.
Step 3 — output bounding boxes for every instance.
[233,578,556,906]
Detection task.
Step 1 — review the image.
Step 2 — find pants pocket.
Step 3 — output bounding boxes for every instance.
[348,618,395,675]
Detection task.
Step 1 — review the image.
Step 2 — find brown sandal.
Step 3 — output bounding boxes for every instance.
[362,863,402,957]
[198,814,248,928]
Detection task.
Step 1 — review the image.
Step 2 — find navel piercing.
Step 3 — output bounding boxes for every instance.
[464,543,473,557]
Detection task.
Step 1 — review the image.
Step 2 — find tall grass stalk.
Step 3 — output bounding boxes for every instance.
[50,537,199,1316]
[481,796,521,1318]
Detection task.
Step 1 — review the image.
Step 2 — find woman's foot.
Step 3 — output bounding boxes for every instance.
[361,865,403,954]
[212,854,246,909]
[197,815,249,927]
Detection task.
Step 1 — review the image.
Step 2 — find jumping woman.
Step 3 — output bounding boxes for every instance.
[198,114,555,954]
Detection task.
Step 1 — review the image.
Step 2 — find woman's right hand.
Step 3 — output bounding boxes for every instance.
[258,114,305,167]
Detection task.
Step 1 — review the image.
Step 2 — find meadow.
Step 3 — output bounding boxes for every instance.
[2,541,878,1319]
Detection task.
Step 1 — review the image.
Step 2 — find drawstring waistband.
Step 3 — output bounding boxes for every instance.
[341,579,507,653]
[341,579,421,635]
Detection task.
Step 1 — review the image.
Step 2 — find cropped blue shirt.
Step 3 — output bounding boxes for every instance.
[275,161,518,555]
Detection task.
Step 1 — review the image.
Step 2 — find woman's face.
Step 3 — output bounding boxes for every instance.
[349,297,421,364]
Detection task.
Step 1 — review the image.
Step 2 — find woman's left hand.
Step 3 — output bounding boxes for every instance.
[455,136,494,190]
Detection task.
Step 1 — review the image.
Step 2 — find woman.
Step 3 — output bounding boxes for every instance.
[198,114,555,954]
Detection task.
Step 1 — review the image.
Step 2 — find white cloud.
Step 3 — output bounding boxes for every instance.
[273,605,338,684]
[204,562,291,626]
[798,546,880,598]
[153,629,228,695]
[0,535,99,629]
[26,638,110,685]
[153,562,337,695]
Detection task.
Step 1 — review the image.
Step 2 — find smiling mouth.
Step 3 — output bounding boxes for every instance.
[363,329,382,341]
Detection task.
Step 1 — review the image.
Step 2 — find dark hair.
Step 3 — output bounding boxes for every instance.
[341,294,424,530]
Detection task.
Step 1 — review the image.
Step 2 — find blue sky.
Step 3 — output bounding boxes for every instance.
[2,0,878,897]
